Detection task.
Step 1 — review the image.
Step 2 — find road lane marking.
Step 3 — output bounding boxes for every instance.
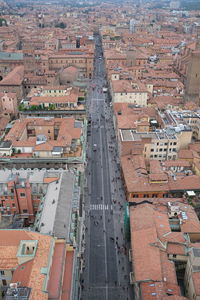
[89,204,112,210]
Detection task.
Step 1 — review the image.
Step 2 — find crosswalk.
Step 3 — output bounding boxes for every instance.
[90,204,112,211]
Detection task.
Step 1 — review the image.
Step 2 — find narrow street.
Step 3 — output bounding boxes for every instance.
[80,34,133,300]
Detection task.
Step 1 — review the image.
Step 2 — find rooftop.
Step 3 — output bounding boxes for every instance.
[36,171,76,242]
[0,52,23,61]
[0,230,53,300]
[121,155,200,194]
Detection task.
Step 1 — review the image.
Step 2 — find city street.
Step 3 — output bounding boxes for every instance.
[80,35,133,300]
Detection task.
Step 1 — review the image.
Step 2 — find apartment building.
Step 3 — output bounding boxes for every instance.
[4,117,83,159]
[110,80,148,106]
[0,230,75,300]
[0,92,18,117]
[119,124,192,160]
[121,155,200,200]
[21,86,84,112]
[48,49,94,79]
[0,66,24,101]
[114,105,192,160]
[129,199,200,300]
[0,52,23,80]
[185,247,200,300]
[0,169,78,226]
[169,110,200,141]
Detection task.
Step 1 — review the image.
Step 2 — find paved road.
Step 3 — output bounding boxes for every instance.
[80,34,133,300]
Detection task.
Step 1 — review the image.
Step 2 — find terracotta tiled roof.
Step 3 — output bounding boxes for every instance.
[0,230,53,300]
[61,249,74,300]
[12,260,33,286]
[48,242,65,299]
[30,93,78,105]
[121,155,200,194]
[5,117,81,151]
[0,66,24,86]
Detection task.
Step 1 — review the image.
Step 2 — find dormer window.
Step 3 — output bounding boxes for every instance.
[17,240,38,264]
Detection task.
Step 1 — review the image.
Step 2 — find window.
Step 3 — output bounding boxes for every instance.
[151,149,154,152]
[173,142,177,145]
[23,209,28,213]
[133,194,138,198]
[159,148,163,151]
[12,203,15,207]
[2,279,7,286]
[20,193,25,197]
[173,254,176,258]
[173,148,176,152]
[0,271,5,275]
